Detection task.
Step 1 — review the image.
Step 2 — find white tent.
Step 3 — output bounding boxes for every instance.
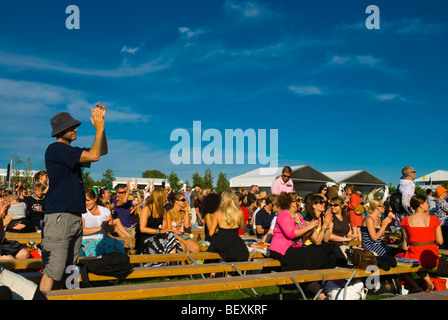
[112,177,185,191]
[230,165,334,193]
[322,170,387,193]
[415,170,448,188]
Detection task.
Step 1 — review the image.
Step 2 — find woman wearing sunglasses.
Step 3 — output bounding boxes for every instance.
[269,192,336,300]
[139,189,183,266]
[166,192,200,253]
[328,197,358,256]
[303,194,348,267]
[361,199,404,257]
[303,194,333,245]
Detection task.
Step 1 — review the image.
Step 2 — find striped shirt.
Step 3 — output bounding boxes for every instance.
[361,226,391,256]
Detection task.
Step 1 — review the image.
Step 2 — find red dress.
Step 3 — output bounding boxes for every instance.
[347,194,363,227]
[239,206,249,235]
[395,214,441,269]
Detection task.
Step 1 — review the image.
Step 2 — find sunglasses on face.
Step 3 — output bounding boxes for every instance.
[330,204,340,207]
[314,200,325,205]
[176,198,186,202]
[117,191,126,194]
[282,174,290,179]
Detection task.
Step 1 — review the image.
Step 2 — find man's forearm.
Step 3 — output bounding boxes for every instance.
[91,128,105,158]
[100,130,108,156]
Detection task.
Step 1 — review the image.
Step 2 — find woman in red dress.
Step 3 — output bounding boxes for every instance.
[346,185,362,241]
[396,195,445,292]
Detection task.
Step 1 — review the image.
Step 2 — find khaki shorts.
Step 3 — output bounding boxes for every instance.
[41,213,83,282]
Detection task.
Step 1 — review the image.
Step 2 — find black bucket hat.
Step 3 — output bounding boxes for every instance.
[50,112,81,137]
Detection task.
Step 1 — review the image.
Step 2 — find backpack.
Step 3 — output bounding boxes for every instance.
[389,190,406,215]
[81,252,133,287]
[369,275,402,297]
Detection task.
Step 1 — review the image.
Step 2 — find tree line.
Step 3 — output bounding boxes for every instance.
[5,153,230,194]
[142,168,230,193]
[85,168,230,193]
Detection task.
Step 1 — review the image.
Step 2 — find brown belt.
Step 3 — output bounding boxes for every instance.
[409,241,435,246]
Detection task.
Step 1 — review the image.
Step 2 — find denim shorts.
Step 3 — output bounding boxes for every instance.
[41,213,83,281]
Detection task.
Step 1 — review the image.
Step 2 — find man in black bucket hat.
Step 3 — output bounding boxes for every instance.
[40,103,108,292]
[50,112,82,138]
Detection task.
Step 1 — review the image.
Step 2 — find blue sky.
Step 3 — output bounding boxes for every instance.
[0,0,446,186]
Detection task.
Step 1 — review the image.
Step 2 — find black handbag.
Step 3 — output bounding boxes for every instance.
[81,252,133,287]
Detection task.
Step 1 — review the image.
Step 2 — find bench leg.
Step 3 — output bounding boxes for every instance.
[225,263,259,299]
[248,252,256,261]
[183,253,206,279]
[271,271,307,300]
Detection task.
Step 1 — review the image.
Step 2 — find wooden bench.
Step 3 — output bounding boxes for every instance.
[5,234,136,250]
[22,258,280,285]
[4,232,42,238]
[0,251,268,271]
[44,265,421,300]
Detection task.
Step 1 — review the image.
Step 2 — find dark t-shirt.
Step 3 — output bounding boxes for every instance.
[25,195,46,221]
[255,208,275,237]
[45,142,90,215]
[113,199,134,228]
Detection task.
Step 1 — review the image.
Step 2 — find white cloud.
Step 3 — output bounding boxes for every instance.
[0,78,150,128]
[288,85,323,96]
[338,18,446,35]
[120,46,140,54]
[178,26,207,42]
[369,91,425,104]
[327,54,404,75]
[395,18,444,34]
[224,0,279,20]
[330,55,350,65]
[375,93,399,101]
[0,51,170,78]
[355,55,381,67]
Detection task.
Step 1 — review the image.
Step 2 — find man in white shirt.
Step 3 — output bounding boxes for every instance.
[398,166,416,216]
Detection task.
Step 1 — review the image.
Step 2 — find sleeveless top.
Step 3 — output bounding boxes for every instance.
[207,228,249,262]
[329,214,351,245]
[145,205,163,229]
[395,215,440,269]
[361,224,391,256]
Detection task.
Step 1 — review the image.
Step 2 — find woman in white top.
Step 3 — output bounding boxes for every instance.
[81,189,125,257]
[5,194,37,233]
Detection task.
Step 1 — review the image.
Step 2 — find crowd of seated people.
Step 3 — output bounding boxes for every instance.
[2,164,448,297]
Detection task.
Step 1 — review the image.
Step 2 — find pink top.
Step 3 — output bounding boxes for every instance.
[271,177,294,195]
[269,210,305,255]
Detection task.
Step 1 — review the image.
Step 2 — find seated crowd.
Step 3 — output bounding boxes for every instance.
[1,165,448,298]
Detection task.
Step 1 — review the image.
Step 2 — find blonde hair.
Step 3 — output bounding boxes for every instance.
[145,189,166,218]
[7,194,18,202]
[368,198,383,214]
[219,190,241,228]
